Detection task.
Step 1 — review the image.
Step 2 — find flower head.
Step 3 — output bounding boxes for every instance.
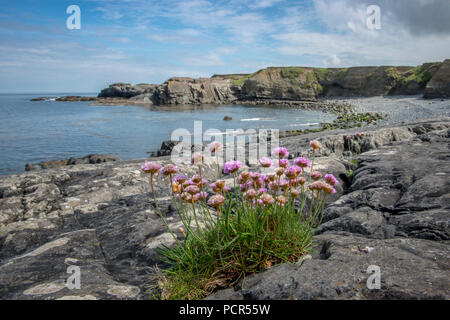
[285,166,301,180]
[290,189,300,198]
[272,147,289,158]
[141,161,162,175]
[185,185,200,195]
[324,174,339,186]
[260,193,275,205]
[173,174,188,184]
[294,157,311,168]
[310,171,323,181]
[207,194,225,208]
[223,160,242,174]
[191,152,204,165]
[277,195,287,206]
[259,157,273,168]
[191,174,202,184]
[161,164,178,176]
[245,189,257,200]
[310,140,322,150]
[278,158,289,168]
[209,141,223,154]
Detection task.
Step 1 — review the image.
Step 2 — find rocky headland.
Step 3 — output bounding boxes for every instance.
[1,117,449,300]
[31,59,450,106]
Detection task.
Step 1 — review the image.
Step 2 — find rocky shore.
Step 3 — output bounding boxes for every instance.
[0,117,449,300]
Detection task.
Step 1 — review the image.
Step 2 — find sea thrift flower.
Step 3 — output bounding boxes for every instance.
[161,164,178,176]
[308,181,324,191]
[245,189,257,200]
[191,174,202,184]
[278,159,289,168]
[215,180,226,190]
[324,174,339,186]
[272,147,289,158]
[258,188,267,195]
[240,182,251,192]
[275,167,285,176]
[290,189,300,198]
[173,174,187,184]
[250,172,260,180]
[294,157,311,168]
[322,183,336,194]
[259,157,273,168]
[210,183,219,193]
[141,161,162,174]
[285,166,301,179]
[310,171,323,181]
[277,195,287,206]
[191,152,204,165]
[297,177,307,185]
[260,193,275,205]
[240,171,250,182]
[310,140,322,150]
[223,160,242,174]
[209,141,223,153]
[185,185,200,195]
[207,194,225,208]
[266,173,276,182]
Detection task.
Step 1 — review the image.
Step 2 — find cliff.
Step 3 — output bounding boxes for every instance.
[97,59,450,104]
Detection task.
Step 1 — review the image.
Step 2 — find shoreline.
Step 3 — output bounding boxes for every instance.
[9,95,450,175]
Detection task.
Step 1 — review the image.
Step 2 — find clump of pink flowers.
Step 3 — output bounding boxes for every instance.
[141,140,340,300]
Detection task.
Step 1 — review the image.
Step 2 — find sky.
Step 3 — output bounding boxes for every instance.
[0,0,449,93]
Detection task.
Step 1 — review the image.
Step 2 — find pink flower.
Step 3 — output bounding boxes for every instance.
[259,157,273,168]
[140,161,162,175]
[272,147,289,158]
[173,174,187,184]
[250,172,260,180]
[278,159,289,168]
[258,187,267,195]
[324,174,339,186]
[245,189,257,200]
[310,171,323,181]
[191,152,204,165]
[185,185,200,195]
[285,166,302,179]
[160,164,178,176]
[209,141,223,153]
[260,193,275,205]
[223,160,242,174]
[294,157,311,168]
[322,183,336,194]
[207,194,225,208]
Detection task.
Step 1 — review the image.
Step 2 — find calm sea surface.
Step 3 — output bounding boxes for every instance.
[0,93,337,175]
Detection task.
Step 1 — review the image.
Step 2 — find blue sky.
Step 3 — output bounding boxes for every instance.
[1,0,450,93]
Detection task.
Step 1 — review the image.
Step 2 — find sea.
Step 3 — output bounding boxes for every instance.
[0,93,337,175]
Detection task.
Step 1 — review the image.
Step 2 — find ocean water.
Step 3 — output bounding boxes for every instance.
[0,94,336,175]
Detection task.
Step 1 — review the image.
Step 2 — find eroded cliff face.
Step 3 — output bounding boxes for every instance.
[97,60,450,104]
[424,59,450,98]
